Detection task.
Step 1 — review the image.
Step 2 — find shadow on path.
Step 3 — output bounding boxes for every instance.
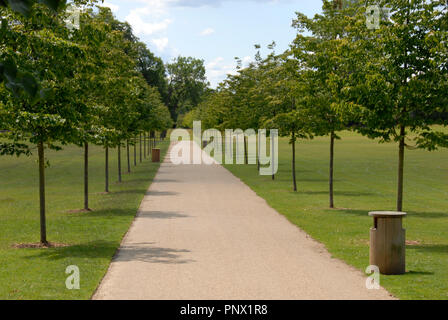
[139,211,191,219]
[116,243,194,264]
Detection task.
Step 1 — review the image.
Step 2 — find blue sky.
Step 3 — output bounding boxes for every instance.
[100,0,322,87]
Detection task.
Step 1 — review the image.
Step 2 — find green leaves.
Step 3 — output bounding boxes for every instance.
[0,0,33,17]
[0,142,31,156]
[38,0,66,11]
[0,59,44,103]
[0,0,66,17]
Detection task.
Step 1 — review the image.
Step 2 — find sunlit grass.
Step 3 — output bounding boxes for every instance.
[0,141,169,300]
[224,131,448,300]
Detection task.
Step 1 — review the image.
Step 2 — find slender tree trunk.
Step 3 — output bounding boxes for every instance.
[257,133,260,172]
[244,136,248,165]
[292,133,297,192]
[134,136,137,167]
[118,143,122,183]
[38,141,47,245]
[126,140,131,174]
[139,133,142,163]
[329,132,335,209]
[144,133,146,159]
[105,146,109,193]
[84,141,90,211]
[397,125,406,212]
[272,135,275,181]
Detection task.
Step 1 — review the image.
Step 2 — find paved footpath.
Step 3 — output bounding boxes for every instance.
[93,142,394,300]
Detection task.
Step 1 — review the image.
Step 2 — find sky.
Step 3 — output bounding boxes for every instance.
[100,0,323,87]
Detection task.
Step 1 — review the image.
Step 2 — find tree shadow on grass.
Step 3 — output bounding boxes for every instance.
[405,271,434,276]
[22,241,195,264]
[119,178,154,184]
[324,208,369,217]
[323,208,448,219]
[106,189,147,195]
[300,191,374,197]
[79,208,136,218]
[145,191,179,196]
[406,211,448,219]
[407,244,448,254]
[22,240,119,260]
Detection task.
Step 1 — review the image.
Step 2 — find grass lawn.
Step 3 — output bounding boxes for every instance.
[0,140,169,300]
[224,131,448,300]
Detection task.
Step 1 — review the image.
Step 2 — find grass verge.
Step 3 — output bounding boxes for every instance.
[224,132,448,300]
[0,141,169,300]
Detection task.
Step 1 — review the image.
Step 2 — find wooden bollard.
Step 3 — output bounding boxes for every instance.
[152,148,161,163]
[369,211,407,275]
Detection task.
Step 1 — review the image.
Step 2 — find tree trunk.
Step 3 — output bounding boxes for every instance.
[38,141,47,245]
[118,143,122,183]
[292,133,297,192]
[105,146,109,193]
[139,133,142,163]
[134,136,137,167]
[244,136,248,165]
[329,132,335,209]
[144,133,146,159]
[272,135,275,181]
[397,126,406,212]
[84,141,90,211]
[257,133,260,172]
[126,140,131,174]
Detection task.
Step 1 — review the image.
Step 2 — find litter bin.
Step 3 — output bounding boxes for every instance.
[369,211,406,275]
[152,148,161,163]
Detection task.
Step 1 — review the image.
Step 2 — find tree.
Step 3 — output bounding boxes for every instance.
[0,1,99,244]
[291,0,359,207]
[135,41,169,104]
[261,49,314,191]
[0,0,68,101]
[345,0,448,211]
[166,56,209,123]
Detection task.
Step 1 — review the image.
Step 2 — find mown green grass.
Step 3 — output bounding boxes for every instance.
[224,131,448,300]
[0,141,169,300]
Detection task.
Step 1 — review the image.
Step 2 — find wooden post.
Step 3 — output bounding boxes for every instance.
[369,211,406,275]
[152,148,161,163]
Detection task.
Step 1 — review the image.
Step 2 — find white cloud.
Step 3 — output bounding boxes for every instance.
[200,27,215,36]
[206,57,238,88]
[125,7,172,36]
[151,37,169,52]
[205,55,257,87]
[241,56,254,66]
[100,1,119,13]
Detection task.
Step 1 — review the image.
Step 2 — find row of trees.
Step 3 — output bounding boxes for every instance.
[193,0,448,211]
[0,1,173,245]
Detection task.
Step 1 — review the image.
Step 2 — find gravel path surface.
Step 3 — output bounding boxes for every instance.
[93,142,394,300]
